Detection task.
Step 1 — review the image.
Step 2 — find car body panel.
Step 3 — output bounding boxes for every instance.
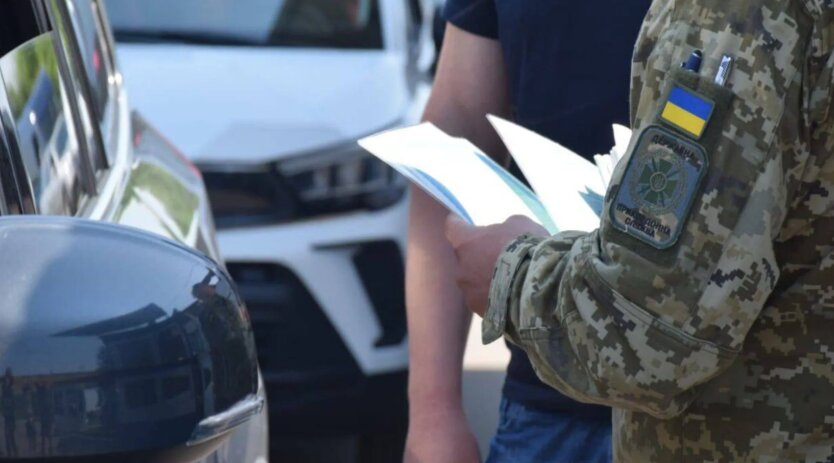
[217,196,409,375]
[116,46,414,165]
[110,112,219,259]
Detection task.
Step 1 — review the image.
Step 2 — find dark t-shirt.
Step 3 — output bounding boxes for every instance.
[444,0,650,415]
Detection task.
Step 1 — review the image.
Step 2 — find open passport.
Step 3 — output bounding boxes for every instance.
[358,115,632,234]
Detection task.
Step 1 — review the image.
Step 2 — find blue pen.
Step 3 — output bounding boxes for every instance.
[681,50,703,73]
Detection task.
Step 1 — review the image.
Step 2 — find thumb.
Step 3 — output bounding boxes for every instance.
[444,214,474,247]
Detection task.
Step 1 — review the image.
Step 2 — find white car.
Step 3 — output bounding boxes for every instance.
[103,0,434,457]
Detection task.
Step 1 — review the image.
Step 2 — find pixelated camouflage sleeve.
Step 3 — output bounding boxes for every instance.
[483,0,828,419]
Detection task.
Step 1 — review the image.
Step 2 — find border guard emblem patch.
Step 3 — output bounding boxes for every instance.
[610,126,707,249]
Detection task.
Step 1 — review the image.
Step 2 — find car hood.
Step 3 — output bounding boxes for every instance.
[116,44,411,165]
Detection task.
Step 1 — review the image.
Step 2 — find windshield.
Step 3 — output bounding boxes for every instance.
[103,0,383,49]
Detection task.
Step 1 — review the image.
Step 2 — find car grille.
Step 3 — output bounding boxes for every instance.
[352,241,406,348]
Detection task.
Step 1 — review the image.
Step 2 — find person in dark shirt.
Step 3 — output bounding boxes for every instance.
[404,1,650,461]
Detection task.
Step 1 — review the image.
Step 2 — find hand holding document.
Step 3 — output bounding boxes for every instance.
[358,116,632,234]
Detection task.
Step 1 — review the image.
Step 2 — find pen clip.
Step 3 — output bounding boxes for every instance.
[714,55,734,86]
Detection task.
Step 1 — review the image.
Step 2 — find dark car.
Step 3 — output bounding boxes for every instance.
[0,1,268,461]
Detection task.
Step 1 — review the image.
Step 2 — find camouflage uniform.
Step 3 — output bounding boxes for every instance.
[484,0,834,461]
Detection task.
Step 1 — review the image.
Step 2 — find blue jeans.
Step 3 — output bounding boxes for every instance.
[485,398,612,463]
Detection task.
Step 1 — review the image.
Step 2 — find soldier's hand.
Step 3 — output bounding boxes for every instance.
[445,214,548,316]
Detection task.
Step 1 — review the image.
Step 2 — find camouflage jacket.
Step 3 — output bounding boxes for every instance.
[484,0,834,461]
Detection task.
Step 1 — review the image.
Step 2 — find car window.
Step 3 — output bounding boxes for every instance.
[64,0,117,169]
[0,7,90,215]
[105,0,384,49]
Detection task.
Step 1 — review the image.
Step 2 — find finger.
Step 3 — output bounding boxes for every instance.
[506,214,532,224]
[505,215,549,237]
[505,214,538,229]
[455,274,467,292]
[444,214,474,246]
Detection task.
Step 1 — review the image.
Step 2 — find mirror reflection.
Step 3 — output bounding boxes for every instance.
[0,33,85,215]
[0,268,257,459]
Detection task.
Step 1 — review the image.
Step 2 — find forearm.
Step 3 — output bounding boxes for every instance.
[406,23,510,413]
[487,203,779,418]
[406,187,472,411]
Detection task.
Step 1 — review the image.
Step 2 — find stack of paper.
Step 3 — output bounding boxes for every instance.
[594,124,632,187]
[358,115,632,234]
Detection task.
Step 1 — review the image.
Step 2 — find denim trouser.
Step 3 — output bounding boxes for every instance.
[485,398,612,463]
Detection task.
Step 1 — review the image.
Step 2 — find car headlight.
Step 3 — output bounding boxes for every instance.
[280,142,407,213]
[201,142,407,229]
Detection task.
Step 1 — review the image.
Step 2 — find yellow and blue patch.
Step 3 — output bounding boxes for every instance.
[660,86,714,139]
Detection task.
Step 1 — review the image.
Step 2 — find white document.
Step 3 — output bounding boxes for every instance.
[358,117,632,234]
[357,123,558,232]
[612,124,632,162]
[487,115,605,232]
[593,124,631,188]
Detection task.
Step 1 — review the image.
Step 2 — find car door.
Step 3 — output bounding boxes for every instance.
[0,2,267,462]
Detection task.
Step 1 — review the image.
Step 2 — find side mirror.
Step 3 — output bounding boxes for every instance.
[0,217,263,461]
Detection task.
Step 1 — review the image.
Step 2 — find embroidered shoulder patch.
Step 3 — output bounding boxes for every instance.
[610,125,708,249]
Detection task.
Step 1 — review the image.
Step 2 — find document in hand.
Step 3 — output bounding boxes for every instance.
[357,115,632,234]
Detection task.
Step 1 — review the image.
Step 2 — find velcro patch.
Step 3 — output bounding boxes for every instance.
[610,126,707,249]
[659,85,715,139]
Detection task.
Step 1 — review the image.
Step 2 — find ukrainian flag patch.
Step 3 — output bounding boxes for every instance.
[660,86,714,139]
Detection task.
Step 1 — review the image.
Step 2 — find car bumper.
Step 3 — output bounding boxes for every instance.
[216,197,410,435]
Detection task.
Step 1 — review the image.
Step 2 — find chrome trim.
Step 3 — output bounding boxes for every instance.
[0,71,23,214]
[188,392,266,446]
[46,0,99,196]
[52,0,110,172]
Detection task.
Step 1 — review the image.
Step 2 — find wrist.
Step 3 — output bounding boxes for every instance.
[483,234,539,344]
[409,384,463,406]
[408,388,465,423]
[408,402,468,431]
[407,353,466,413]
